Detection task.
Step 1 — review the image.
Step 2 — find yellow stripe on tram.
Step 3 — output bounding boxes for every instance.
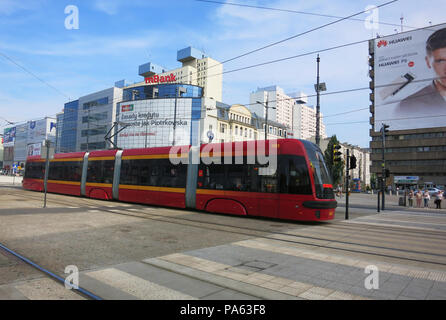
[122,154,188,160]
[88,157,115,161]
[50,158,84,162]
[85,182,113,188]
[47,180,81,186]
[119,184,185,193]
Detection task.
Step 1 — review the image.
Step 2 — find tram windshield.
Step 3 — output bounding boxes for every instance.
[301,140,334,199]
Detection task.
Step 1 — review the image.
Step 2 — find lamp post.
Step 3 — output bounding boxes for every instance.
[314,55,326,147]
[173,86,187,146]
[256,99,276,141]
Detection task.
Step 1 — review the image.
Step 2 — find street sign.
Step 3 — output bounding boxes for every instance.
[207,131,214,142]
[394,176,419,184]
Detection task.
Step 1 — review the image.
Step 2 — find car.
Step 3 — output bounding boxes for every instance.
[427,188,441,197]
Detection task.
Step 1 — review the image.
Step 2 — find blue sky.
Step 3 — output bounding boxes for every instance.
[1,0,446,147]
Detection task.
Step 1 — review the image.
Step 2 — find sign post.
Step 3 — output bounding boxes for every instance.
[41,139,54,208]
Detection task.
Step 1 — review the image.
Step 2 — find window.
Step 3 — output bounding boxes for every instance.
[48,161,82,181]
[120,159,187,188]
[235,126,238,135]
[24,161,45,179]
[279,156,312,194]
[87,160,114,184]
[83,97,109,110]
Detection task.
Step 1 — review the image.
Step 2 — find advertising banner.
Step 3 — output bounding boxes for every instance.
[374,23,446,131]
[117,99,194,148]
[3,127,16,147]
[27,143,42,156]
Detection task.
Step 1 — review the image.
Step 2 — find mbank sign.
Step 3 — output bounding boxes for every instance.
[145,73,176,84]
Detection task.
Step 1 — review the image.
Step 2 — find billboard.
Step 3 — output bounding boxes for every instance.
[27,143,42,156]
[27,118,56,144]
[373,23,446,131]
[116,98,201,149]
[3,127,16,147]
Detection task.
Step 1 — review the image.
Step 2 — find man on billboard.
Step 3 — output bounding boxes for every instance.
[398,28,446,111]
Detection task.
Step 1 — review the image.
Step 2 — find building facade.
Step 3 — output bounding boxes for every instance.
[76,87,123,151]
[2,117,56,168]
[249,86,326,140]
[313,137,371,188]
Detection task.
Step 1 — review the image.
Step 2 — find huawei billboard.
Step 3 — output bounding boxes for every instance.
[373,23,446,131]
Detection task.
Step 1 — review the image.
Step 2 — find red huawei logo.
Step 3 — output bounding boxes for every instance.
[377,40,388,48]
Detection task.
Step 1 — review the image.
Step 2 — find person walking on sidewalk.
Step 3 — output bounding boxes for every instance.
[408,190,414,207]
[435,191,444,209]
[416,189,423,208]
[423,189,430,208]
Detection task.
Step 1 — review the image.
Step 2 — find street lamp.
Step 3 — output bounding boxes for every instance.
[314,54,327,146]
[172,86,187,146]
[256,99,276,141]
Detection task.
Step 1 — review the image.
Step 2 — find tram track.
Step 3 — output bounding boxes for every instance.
[3,188,446,269]
[0,241,102,300]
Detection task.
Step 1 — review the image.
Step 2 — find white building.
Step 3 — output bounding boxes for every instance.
[76,87,123,151]
[250,86,326,141]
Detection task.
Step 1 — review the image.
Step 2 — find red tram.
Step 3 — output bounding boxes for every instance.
[22,139,337,221]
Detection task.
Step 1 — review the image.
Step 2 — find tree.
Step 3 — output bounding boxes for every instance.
[324,135,344,186]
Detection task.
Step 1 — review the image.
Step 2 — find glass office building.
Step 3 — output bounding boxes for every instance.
[60,100,79,153]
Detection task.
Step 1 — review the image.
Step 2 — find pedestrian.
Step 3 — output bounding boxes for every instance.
[416,189,422,208]
[408,190,414,207]
[435,191,444,209]
[423,189,430,208]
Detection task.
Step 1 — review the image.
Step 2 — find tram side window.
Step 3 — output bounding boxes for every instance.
[201,160,226,190]
[279,155,312,195]
[119,159,186,187]
[87,160,114,184]
[226,157,258,192]
[159,159,187,188]
[200,157,259,192]
[259,164,278,193]
[48,161,82,181]
[120,160,140,185]
[24,162,45,179]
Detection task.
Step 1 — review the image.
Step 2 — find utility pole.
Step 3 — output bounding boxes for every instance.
[43,139,50,208]
[265,98,269,141]
[345,149,350,220]
[316,55,320,147]
[256,98,275,141]
[314,55,326,147]
[86,108,90,151]
[381,123,389,210]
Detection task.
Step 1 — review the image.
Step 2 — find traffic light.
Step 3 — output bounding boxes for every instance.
[349,155,357,169]
[333,144,342,164]
[385,169,390,178]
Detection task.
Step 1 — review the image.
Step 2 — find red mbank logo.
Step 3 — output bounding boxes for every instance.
[145,73,176,84]
[377,40,388,48]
